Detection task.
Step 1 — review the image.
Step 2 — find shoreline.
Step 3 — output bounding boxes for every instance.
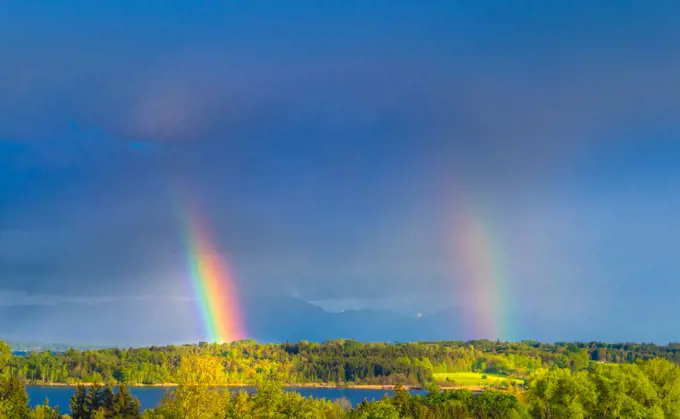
[25,382,478,391]
[26,382,418,389]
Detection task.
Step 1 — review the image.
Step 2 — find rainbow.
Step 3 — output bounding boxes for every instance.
[183,212,245,343]
[453,204,513,341]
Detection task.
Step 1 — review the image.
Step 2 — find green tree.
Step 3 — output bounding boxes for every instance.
[639,358,680,418]
[176,354,226,386]
[569,350,590,371]
[525,368,595,419]
[69,385,88,419]
[29,398,62,419]
[470,390,527,419]
[154,386,228,419]
[110,385,141,418]
[248,377,287,418]
[0,342,11,379]
[389,386,418,418]
[85,383,104,414]
[592,348,608,362]
[0,376,30,419]
[351,400,400,419]
[154,355,229,419]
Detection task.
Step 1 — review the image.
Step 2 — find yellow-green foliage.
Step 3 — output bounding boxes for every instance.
[176,354,226,385]
[433,372,524,386]
[4,356,680,419]
[525,359,680,419]
[5,339,680,389]
[152,378,345,419]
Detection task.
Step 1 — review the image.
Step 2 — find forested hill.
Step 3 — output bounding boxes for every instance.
[3,339,680,386]
[8,341,100,353]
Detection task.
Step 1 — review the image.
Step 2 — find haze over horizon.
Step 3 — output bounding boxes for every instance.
[2,1,680,346]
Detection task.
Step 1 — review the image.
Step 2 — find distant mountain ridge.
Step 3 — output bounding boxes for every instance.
[1,293,467,346]
[241,293,465,343]
[7,341,101,352]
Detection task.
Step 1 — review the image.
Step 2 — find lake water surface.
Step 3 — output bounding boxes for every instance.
[27,386,427,413]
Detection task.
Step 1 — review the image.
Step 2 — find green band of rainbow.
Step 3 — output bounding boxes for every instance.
[453,205,513,341]
[184,213,244,343]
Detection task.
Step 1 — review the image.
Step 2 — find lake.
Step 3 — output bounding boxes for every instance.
[27,386,427,413]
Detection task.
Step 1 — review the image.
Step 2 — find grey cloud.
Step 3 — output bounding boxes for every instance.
[2,2,680,343]
[2,40,680,180]
[0,289,193,307]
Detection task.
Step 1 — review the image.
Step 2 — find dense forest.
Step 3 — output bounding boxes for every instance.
[2,352,680,418]
[4,339,680,387]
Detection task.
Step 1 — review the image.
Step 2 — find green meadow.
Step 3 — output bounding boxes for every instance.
[433,371,524,387]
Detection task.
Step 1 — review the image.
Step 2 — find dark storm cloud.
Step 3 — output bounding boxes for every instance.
[0,289,192,307]
[1,1,680,342]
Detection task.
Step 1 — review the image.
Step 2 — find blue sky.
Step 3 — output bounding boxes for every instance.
[1,1,680,344]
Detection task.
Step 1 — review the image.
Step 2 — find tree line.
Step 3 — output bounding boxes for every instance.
[2,356,680,418]
[5,339,680,387]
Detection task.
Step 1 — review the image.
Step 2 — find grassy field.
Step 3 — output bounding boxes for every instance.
[433,372,524,387]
